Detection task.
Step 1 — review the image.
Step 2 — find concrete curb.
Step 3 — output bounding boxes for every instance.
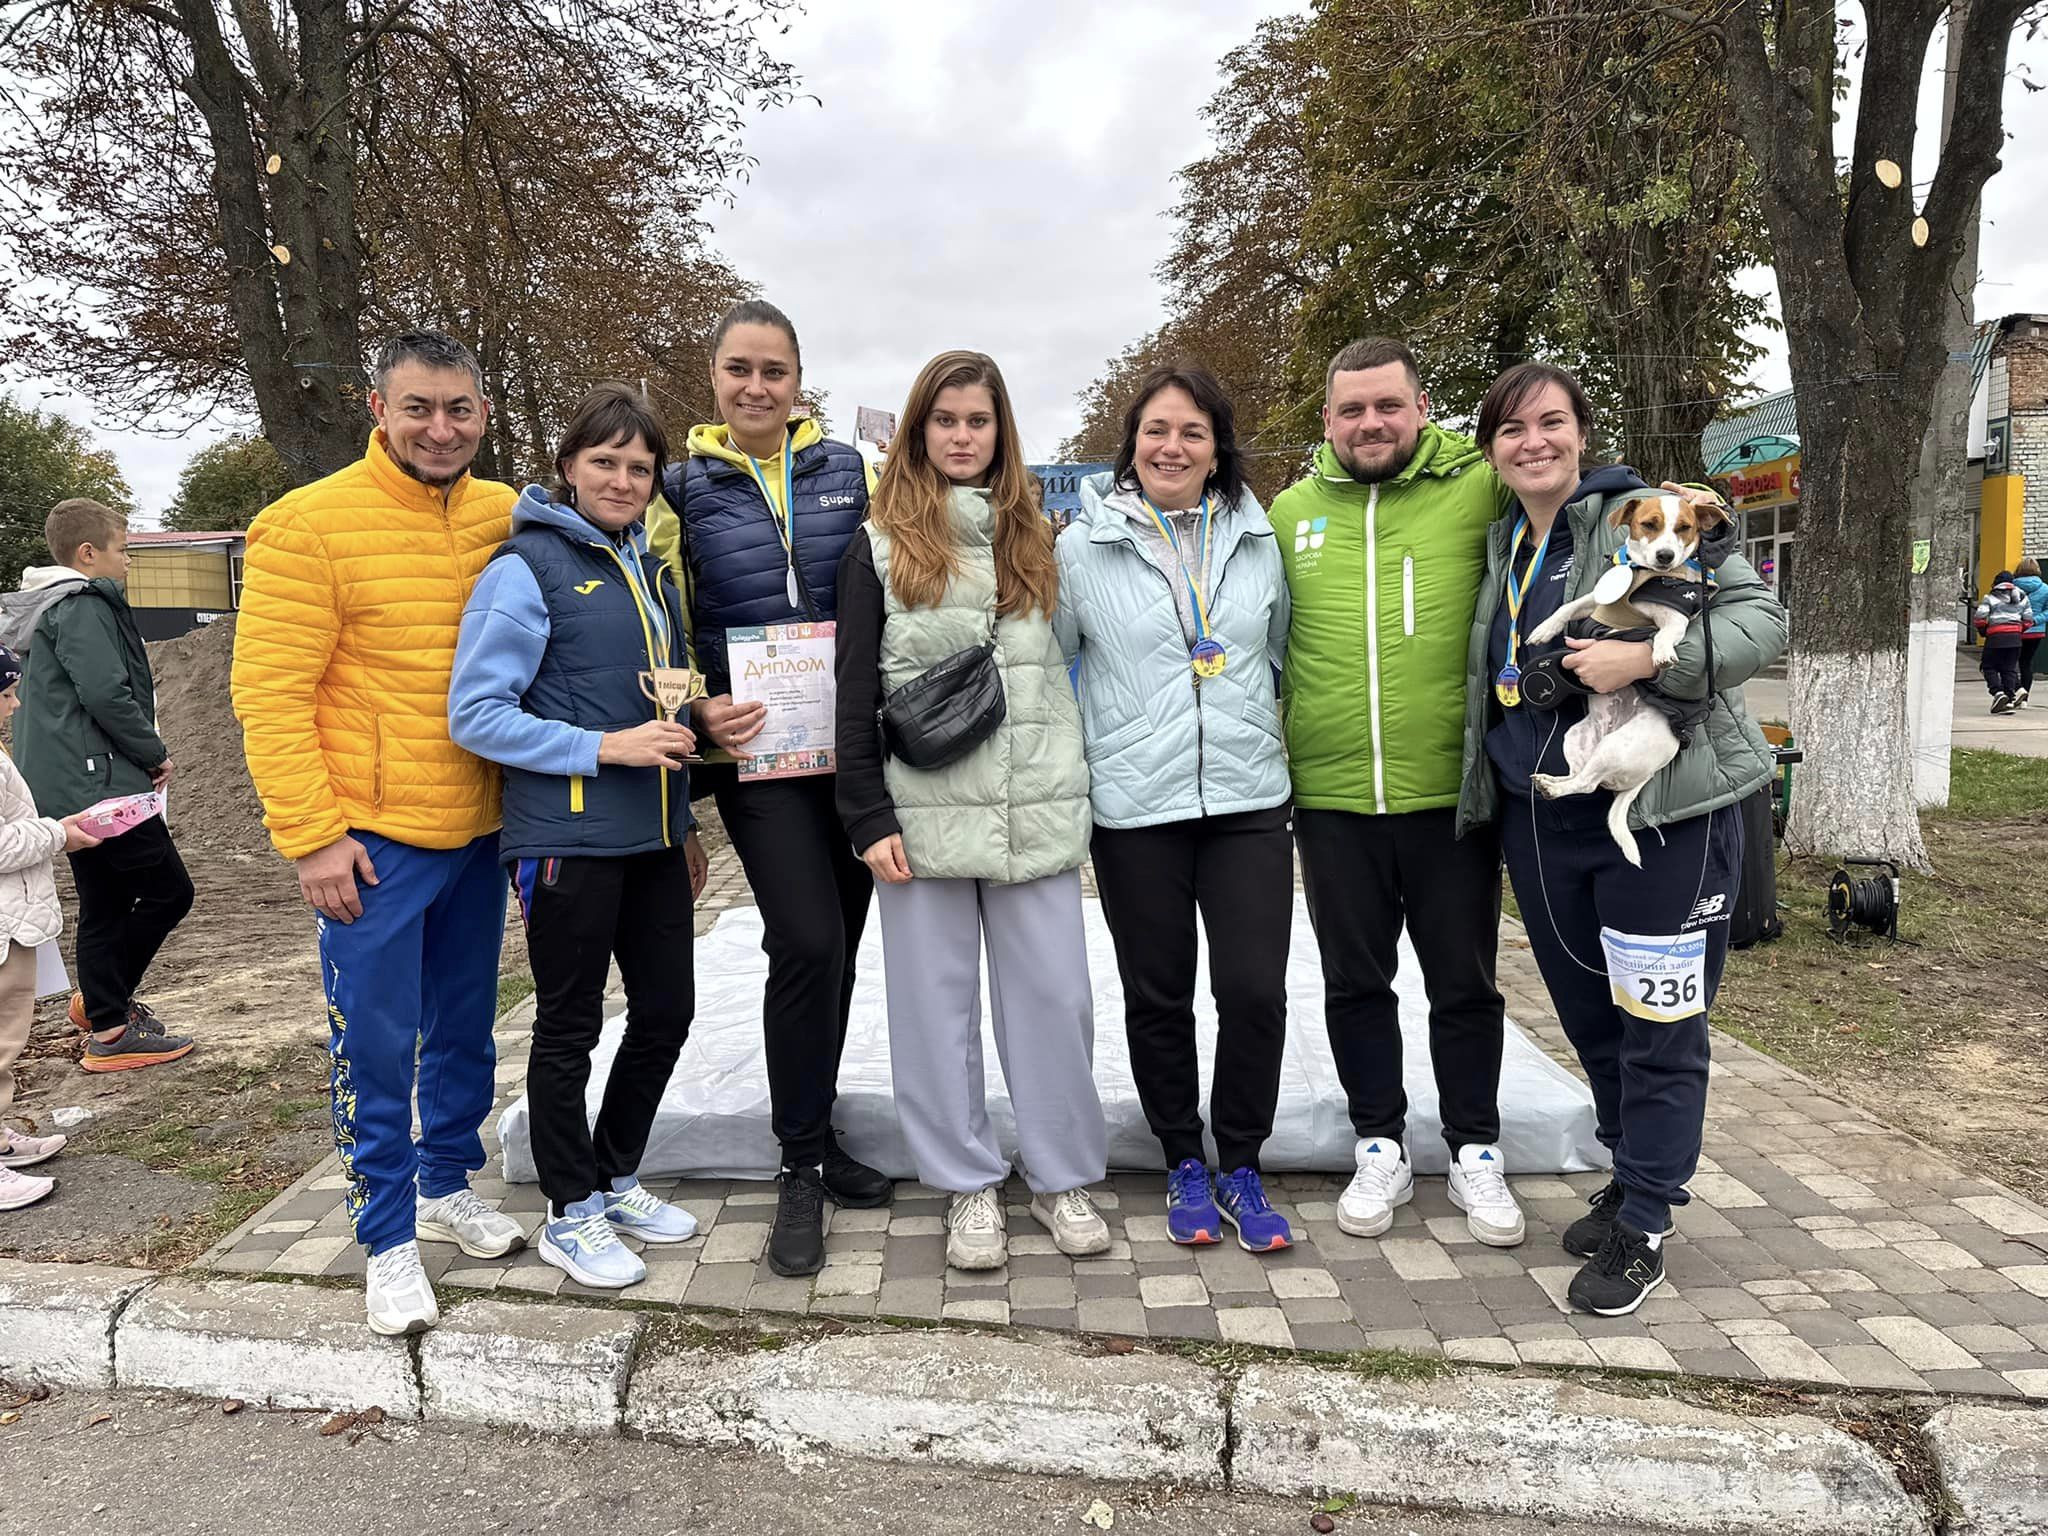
[115,1275,420,1417]
[7,1258,2045,1532]
[1926,1403,2048,1536]
[1231,1364,1931,1535]
[421,1299,645,1436]
[625,1330,1226,1484]
[0,1258,157,1389]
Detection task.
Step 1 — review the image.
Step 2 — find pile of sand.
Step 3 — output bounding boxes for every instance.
[148,615,274,856]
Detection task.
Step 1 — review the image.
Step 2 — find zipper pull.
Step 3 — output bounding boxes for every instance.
[785,566,800,609]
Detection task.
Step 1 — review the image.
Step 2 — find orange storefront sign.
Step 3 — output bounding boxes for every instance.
[1712,453,1801,511]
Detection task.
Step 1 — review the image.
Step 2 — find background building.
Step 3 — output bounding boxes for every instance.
[124,530,244,640]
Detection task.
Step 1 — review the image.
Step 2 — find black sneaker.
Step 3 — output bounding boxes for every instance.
[820,1136,893,1209]
[1561,1179,1675,1258]
[1567,1220,1665,1315]
[767,1164,828,1277]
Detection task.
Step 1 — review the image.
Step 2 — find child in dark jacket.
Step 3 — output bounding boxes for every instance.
[1975,573,2030,714]
[13,499,195,1070]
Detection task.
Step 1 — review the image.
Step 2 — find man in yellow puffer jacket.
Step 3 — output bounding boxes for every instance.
[232,331,525,1337]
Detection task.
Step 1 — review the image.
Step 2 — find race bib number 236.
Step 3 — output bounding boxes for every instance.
[1598,927,1707,1023]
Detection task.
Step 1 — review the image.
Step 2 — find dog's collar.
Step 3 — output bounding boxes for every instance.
[1613,547,1717,586]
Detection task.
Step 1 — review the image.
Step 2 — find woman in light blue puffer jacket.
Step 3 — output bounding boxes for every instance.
[1052,364,1296,1256]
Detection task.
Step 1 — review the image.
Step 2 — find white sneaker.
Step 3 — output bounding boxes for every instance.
[1447,1143,1527,1247]
[365,1240,439,1336]
[0,1164,55,1210]
[0,1126,66,1168]
[946,1186,1008,1270]
[1029,1187,1111,1256]
[416,1188,527,1259]
[1338,1138,1413,1236]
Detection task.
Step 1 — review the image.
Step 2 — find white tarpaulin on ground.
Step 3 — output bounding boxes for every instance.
[497,895,1606,1183]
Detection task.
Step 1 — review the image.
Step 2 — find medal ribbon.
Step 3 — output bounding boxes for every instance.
[1141,493,1215,645]
[1502,511,1553,676]
[741,434,799,603]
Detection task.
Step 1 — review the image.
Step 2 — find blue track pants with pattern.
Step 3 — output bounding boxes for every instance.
[321,830,504,1256]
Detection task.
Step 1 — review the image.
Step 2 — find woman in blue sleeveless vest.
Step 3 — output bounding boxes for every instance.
[450,384,707,1291]
[1051,365,1296,1255]
[646,301,891,1279]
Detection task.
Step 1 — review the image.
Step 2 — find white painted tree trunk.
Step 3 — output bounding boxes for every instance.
[1785,648,1931,871]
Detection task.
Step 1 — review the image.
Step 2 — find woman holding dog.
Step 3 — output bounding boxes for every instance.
[1453,362,1786,1318]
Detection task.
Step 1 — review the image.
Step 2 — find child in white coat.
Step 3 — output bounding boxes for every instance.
[0,644,103,1209]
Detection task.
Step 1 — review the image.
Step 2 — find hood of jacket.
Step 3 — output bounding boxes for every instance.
[685,416,824,470]
[0,567,95,653]
[1075,471,1270,535]
[1312,420,1486,487]
[17,565,89,594]
[511,483,651,556]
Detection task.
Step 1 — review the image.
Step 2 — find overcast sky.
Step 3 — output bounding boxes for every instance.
[17,0,2048,520]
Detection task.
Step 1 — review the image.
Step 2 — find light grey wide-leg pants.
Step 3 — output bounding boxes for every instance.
[874,866,1108,1195]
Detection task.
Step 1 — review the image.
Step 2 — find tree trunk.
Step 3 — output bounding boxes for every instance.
[171,0,364,486]
[1903,1,1982,809]
[1780,374,1931,868]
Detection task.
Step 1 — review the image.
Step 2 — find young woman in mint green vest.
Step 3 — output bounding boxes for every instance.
[833,350,1108,1274]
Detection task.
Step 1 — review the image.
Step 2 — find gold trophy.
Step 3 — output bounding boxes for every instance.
[638,667,708,761]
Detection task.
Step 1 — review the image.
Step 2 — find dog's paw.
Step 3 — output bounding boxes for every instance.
[1650,636,1680,667]
[1531,773,1562,799]
[1527,616,1564,645]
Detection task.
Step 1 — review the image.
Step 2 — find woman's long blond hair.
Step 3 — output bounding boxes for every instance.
[870,351,1056,617]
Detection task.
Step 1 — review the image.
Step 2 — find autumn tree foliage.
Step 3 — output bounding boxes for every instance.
[0,1,797,484]
[1066,1,1764,485]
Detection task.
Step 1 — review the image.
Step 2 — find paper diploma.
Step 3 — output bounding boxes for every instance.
[728,622,837,780]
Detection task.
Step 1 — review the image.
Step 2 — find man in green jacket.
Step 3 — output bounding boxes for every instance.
[14,499,195,1072]
[1275,338,1522,1248]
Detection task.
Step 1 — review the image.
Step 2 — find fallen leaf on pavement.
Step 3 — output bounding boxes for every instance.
[85,1413,111,1428]
[1102,1337,1135,1355]
[0,1410,21,1426]
[221,1399,244,1415]
[1081,1499,1115,1529]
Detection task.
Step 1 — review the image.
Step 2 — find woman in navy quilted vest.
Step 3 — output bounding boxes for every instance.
[646,301,892,1279]
[450,384,708,1291]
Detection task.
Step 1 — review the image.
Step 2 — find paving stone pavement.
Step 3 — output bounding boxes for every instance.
[198,838,2048,1400]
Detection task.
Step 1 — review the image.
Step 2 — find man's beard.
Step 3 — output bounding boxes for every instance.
[1336,434,1419,484]
[390,444,472,489]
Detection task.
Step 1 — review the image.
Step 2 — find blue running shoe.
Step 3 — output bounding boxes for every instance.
[538,1194,647,1289]
[1165,1157,1222,1245]
[1215,1167,1292,1252]
[604,1179,699,1244]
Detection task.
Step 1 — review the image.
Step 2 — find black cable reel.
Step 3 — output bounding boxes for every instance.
[1827,858,1900,943]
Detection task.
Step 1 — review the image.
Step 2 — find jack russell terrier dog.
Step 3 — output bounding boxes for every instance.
[1522,487,1730,868]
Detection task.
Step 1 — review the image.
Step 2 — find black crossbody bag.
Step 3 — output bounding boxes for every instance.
[878,613,1007,770]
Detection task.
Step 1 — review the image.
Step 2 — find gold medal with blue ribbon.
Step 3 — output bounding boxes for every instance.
[1143,493,1225,680]
[1498,511,1552,708]
[741,434,801,610]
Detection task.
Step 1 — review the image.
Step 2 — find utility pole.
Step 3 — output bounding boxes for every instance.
[1903,0,1982,808]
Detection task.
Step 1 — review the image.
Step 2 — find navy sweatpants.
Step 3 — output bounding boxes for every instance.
[321,830,506,1255]
[1499,790,1741,1235]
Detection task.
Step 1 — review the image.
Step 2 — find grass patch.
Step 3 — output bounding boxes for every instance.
[497,970,536,1016]
[1714,747,2048,1197]
[1945,746,2048,819]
